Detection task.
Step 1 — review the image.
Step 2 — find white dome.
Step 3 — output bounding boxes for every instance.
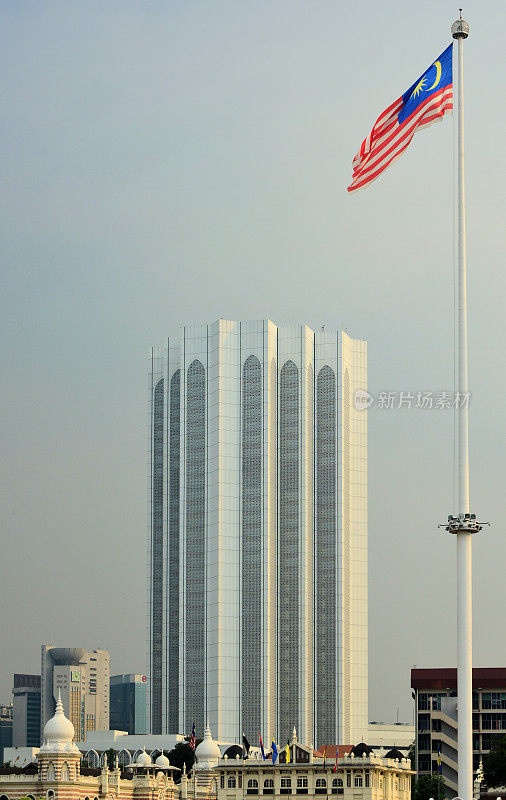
[41,692,77,753]
[195,724,221,769]
[155,753,171,768]
[136,749,152,767]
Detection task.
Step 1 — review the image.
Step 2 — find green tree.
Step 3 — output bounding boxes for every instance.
[104,747,117,770]
[167,742,196,782]
[482,734,506,789]
[413,774,446,800]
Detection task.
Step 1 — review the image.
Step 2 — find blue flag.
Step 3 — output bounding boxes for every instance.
[271,740,278,764]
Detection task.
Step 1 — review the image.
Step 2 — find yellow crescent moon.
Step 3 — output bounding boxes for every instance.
[428,60,442,91]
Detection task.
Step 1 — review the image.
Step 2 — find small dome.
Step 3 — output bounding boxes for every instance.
[384,747,404,761]
[351,742,374,758]
[223,745,242,760]
[42,692,75,749]
[136,749,152,767]
[155,753,171,768]
[195,724,221,768]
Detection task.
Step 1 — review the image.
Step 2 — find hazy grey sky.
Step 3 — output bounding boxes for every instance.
[1,0,504,727]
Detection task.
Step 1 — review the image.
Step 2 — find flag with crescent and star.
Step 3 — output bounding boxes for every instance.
[348,43,452,192]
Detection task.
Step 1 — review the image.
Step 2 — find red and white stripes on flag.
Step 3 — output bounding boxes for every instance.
[189,723,196,750]
[347,84,453,193]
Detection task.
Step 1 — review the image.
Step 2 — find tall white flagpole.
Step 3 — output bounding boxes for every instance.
[445,13,485,800]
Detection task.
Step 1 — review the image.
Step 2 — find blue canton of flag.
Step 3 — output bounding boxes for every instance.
[348,44,453,192]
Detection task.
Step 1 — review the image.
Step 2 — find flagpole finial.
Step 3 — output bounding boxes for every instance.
[452,15,469,38]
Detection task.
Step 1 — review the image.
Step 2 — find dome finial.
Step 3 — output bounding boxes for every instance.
[40,692,79,755]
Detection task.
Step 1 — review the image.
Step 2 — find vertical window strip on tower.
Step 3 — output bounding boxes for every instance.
[278,360,299,744]
[316,365,337,746]
[168,369,181,733]
[242,354,262,741]
[151,378,164,734]
[185,359,206,737]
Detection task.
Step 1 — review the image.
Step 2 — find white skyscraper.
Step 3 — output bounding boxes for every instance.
[147,319,367,747]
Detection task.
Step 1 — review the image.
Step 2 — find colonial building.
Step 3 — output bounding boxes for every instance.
[213,732,413,800]
[0,693,189,800]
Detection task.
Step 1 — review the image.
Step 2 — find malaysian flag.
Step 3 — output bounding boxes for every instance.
[188,723,196,750]
[348,43,453,192]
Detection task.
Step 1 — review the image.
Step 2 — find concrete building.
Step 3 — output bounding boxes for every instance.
[411,667,506,798]
[366,723,414,755]
[12,674,41,748]
[110,674,147,735]
[148,319,368,747]
[41,646,109,742]
[0,704,13,762]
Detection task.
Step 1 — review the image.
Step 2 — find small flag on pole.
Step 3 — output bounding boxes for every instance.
[284,743,291,764]
[271,740,278,764]
[333,751,338,773]
[348,43,453,192]
[243,733,251,758]
[323,746,327,768]
[189,723,196,750]
[259,734,266,761]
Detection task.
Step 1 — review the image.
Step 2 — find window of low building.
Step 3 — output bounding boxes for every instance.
[354,776,362,787]
[228,777,236,788]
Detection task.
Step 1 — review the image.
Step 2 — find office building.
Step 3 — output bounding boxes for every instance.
[412,667,506,798]
[0,704,13,762]
[41,646,109,741]
[147,319,368,746]
[110,674,147,734]
[12,673,41,747]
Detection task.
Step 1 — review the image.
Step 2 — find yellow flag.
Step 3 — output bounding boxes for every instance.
[285,744,290,764]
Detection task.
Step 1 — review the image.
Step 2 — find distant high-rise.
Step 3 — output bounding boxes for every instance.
[12,674,41,747]
[148,319,368,745]
[0,704,13,762]
[110,674,147,734]
[41,646,109,741]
